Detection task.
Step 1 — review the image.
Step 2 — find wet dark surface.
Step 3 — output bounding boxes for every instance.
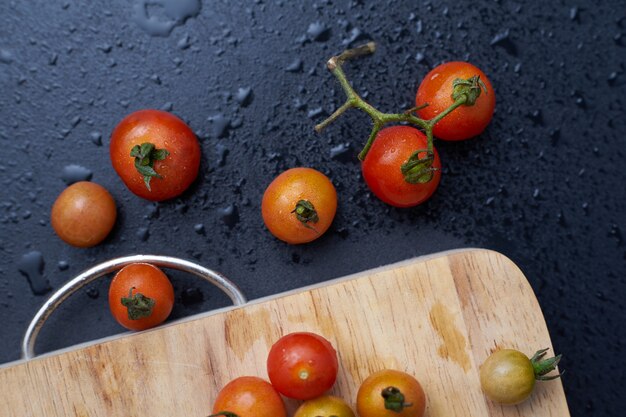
[1,0,625,414]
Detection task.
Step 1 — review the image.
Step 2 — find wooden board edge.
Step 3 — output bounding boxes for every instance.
[1,248,508,369]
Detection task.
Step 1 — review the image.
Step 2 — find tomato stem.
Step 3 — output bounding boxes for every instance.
[130,142,169,191]
[120,287,155,320]
[316,42,483,171]
[381,386,413,412]
[530,348,563,381]
[292,199,320,233]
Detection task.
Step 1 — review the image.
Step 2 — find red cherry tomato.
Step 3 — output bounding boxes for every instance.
[416,61,495,141]
[362,126,441,208]
[267,332,339,400]
[110,109,201,201]
[211,376,287,417]
[108,263,174,331]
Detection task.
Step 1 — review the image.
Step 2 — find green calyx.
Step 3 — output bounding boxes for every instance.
[401,149,437,184]
[530,348,563,381]
[451,75,488,106]
[130,142,170,191]
[120,287,155,320]
[292,200,319,230]
[208,412,239,417]
[381,386,413,412]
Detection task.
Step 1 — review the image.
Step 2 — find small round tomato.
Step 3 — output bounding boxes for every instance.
[110,109,201,201]
[480,348,562,405]
[416,61,495,141]
[267,332,339,400]
[108,263,174,331]
[357,369,426,417]
[262,167,337,244]
[362,126,441,208]
[51,181,117,248]
[294,395,355,417]
[211,376,286,417]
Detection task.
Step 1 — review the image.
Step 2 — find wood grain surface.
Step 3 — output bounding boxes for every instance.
[0,249,569,416]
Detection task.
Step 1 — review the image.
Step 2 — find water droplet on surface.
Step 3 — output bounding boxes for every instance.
[209,114,230,138]
[285,58,303,73]
[218,204,239,229]
[61,164,93,185]
[86,287,99,299]
[490,29,518,56]
[181,287,203,306]
[235,87,253,107]
[18,251,50,295]
[58,261,69,271]
[137,227,150,241]
[0,49,13,64]
[216,143,229,167]
[132,0,201,37]
[177,34,191,50]
[90,131,103,146]
[329,143,353,163]
[307,22,331,42]
[194,223,205,234]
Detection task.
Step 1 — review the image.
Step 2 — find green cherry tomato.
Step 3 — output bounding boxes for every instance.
[479,348,563,405]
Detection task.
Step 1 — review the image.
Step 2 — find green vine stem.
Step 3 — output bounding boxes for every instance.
[315,42,484,176]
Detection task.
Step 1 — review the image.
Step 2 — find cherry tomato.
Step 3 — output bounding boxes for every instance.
[108,263,174,331]
[110,109,201,201]
[294,395,355,417]
[211,376,287,417]
[262,167,337,244]
[356,369,426,417]
[267,332,339,400]
[362,126,441,208]
[50,181,117,248]
[480,348,562,405]
[416,61,495,141]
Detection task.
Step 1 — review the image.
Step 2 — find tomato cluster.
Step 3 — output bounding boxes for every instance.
[211,332,426,417]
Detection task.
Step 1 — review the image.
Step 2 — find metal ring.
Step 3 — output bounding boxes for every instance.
[22,255,247,360]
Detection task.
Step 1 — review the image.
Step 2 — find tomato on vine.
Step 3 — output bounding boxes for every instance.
[480,348,562,405]
[416,61,495,141]
[108,263,174,331]
[356,369,426,417]
[110,109,201,201]
[262,168,337,244]
[267,332,339,400]
[210,376,286,417]
[362,126,441,208]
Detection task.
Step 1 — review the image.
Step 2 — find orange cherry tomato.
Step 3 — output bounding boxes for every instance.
[362,126,441,208]
[357,369,426,417]
[211,376,287,417]
[261,167,337,244]
[267,332,339,400]
[110,109,201,201]
[416,61,495,141]
[50,181,117,248]
[294,395,356,417]
[108,263,174,331]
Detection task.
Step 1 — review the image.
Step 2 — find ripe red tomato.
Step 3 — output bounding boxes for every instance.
[110,109,201,201]
[267,332,339,400]
[362,126,441,208]
[108,263,174,331]
[50,181,117,248]
[357,369,426,417]
[211,376,287,417]
[416,61,495,141]
[262,167,337,244]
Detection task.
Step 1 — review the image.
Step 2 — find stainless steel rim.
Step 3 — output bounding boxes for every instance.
[21,255,247,360]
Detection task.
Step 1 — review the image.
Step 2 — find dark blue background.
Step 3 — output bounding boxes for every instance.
[1,1,624,415]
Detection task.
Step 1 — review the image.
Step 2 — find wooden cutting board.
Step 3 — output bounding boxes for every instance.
[0,249,569,416]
